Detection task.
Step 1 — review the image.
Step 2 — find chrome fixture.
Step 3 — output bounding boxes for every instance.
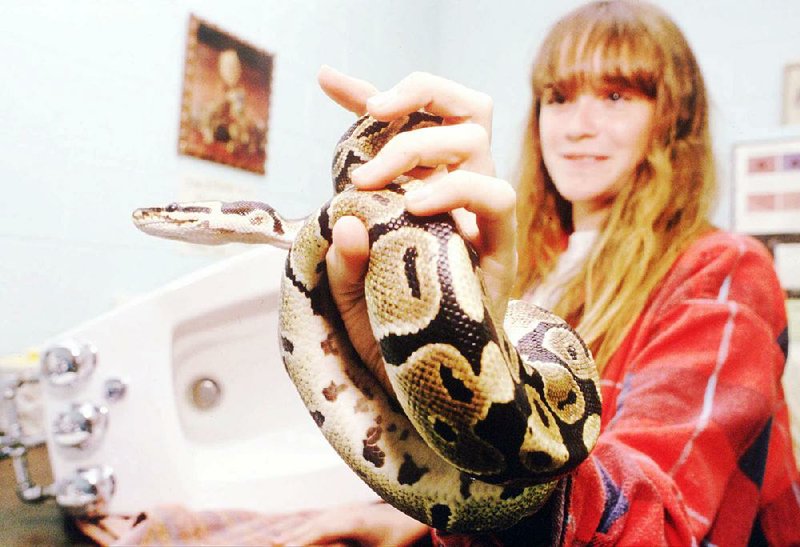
[40,341,97,388]
[190,377,222,410]
[103,378,128,403]
[3,375,116,514]
[1,375,53,504]
[52,402,109,450]
[56,465,116,516]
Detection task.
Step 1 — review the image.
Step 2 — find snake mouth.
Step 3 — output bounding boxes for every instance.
[131,207,158,223]
[131,208,174,228]
[131,208,206,239]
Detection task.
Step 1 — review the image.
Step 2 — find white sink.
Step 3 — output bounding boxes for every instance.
[40,247,377,515]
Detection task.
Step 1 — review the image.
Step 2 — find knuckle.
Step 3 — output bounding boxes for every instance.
[385,130,415,153]
[400,71,432,91]
[381,131,421,165]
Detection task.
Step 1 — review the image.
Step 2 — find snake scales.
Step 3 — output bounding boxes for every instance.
[132,112,601,532]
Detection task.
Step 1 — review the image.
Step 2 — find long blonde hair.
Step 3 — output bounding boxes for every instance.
[514,0,716,370]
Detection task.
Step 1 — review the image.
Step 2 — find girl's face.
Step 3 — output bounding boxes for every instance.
[539,84,655,227]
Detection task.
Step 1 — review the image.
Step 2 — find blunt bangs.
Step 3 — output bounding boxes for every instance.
[533,2,662,101]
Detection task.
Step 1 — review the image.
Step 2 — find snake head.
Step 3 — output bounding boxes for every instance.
[131,200,300,248]
[131,201,221,244]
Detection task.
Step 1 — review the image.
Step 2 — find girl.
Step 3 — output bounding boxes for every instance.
[275,1,800,544]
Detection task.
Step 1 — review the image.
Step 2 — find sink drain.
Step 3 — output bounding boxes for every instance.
[189,377,222,410]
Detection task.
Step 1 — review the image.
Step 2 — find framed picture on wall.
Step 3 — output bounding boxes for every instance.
[732,138,800,297]
[783,62,800,126]
[732,137,800,235]
[178,15,273,174]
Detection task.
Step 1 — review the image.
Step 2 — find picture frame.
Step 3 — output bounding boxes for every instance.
[732,138,800,298]
[178,15,273,174]
[783,62,800,126]
[732,137,800,235]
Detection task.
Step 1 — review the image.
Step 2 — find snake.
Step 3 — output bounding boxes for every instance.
[132,112,601,532]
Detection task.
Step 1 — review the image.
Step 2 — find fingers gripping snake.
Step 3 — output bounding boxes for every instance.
[132,112,601,532]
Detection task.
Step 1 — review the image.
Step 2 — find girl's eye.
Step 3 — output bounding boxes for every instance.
[543,88,568,104]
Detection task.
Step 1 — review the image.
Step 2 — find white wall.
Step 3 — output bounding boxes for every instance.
[435,0,800,225]
[1,1,799,356]
[0,1,440,355]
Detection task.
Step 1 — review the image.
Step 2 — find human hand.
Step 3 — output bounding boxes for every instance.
[270,501,429,547]
[319,66,517,393]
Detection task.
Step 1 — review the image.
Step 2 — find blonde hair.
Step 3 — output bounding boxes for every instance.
[514,0,716,369]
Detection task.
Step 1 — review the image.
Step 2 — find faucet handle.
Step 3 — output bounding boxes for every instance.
[56,465,116,516]
[40,341,97,389]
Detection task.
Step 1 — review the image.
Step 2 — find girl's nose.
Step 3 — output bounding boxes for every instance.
[565,95,599,139]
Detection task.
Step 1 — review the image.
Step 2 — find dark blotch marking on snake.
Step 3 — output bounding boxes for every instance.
[363,444,385,468]
[459,473,473,499]
[221,201,284,234]
[430,504,452,530]
[166,203,211,214]
[322,381,347,402]
[334,150,366,189]
[362,424,385,468]
[557,389,577,411]
[567,345,578,360]
[356,119,390,139]
[280,336,294,354]
[321,333,339,355]
[439,365,473,403]
[400,111,443,133]
[473,401,528,470]
[434,419,457,443]
[403,247,421,299]
[524,451,554,471]
[310,411,325,427]
[397,453,430,486]
[133,512,147,526]
[500,485,525,500]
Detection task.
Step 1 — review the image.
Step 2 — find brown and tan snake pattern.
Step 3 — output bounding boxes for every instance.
[132,112,601,532]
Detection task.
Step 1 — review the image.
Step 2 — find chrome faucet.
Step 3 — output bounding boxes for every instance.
[1,340,122,516]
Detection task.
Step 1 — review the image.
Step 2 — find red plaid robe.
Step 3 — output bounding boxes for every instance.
[434,230,800,546]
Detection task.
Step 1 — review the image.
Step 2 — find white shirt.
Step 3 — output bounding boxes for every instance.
[524,230,598,310]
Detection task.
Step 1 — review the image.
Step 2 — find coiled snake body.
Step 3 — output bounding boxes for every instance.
[133,112,601,532]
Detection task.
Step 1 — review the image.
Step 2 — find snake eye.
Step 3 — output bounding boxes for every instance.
[166,203,179,212]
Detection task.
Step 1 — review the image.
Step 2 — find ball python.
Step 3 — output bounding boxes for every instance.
[132,111,601,532]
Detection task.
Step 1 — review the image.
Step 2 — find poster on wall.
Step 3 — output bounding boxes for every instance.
[732,138,800,235]
[732,137,800,297]
[178,15,273,174]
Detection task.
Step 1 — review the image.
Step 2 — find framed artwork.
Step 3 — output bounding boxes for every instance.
[784,63,800,126]
[732,138,800,298]
[732,137,800,235]
[178,15,273,174]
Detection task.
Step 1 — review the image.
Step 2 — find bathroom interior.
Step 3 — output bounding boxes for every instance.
[1,0,799,544]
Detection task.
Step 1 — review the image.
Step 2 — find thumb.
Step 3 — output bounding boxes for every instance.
[326,216,370,306]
